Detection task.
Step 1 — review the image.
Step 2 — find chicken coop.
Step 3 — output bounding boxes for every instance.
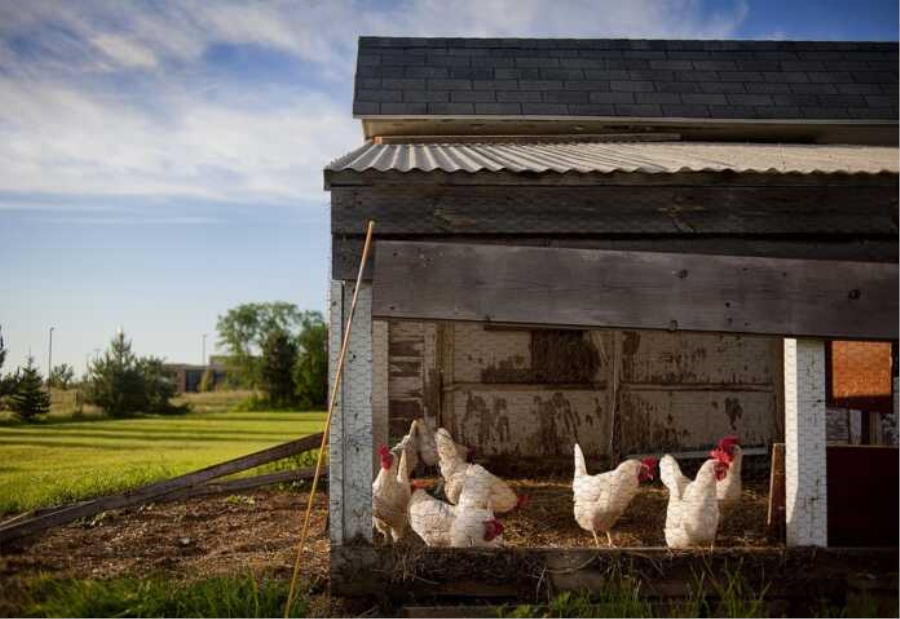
[324,37,899,598]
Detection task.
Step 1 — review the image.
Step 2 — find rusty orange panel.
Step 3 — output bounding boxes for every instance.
[828,341,893,414]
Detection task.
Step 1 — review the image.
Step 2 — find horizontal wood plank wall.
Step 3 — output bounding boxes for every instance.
[372,241,898,341]
[331,184,898,235]
[332,236,899,280]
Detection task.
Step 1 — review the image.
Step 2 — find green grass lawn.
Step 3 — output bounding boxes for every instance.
[0,406,325,514]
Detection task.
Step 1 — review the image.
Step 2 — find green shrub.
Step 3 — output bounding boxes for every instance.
[83,331,186,417]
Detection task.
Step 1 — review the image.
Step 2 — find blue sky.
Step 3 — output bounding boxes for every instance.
[0,0,897,375]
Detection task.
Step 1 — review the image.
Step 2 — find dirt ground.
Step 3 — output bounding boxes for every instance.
[1,491,330,584]
[1,476,771,585]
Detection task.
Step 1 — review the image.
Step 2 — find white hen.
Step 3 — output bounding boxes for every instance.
[435,428,520,513]
[391,418,440,477]
[713,436,742,509]
[572,443,657,547]
[408,478,505,548]
[372,446,410,543]
[660,453,730,549]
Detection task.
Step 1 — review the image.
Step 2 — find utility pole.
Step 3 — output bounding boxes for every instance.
[48,326,55,394]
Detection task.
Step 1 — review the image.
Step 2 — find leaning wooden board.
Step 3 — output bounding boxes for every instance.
[0,432,323,544]
[372,241,897,341]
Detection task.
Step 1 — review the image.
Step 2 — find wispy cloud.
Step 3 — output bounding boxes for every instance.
[0,0,749,214]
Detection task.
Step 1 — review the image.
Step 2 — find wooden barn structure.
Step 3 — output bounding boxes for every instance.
[323,37,898,595]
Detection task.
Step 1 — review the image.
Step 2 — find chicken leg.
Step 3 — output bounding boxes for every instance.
[606,531,615,548]
[591,530,601,548]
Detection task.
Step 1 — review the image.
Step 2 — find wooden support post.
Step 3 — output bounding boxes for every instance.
[328,280,374,547]
[783,338,828,547]
[767,442,786,542]
[372,319,389,469]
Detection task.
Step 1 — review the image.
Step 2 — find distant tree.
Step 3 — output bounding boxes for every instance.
[293,312,328,409]
[198,367,217,393]
[84,331,183,417]
[0,325,6,374]
[0,327,23,404]
[49,363,75,390]
[9,356,50,421]
[138,357,180,413]
[260,329,298,408]
[216,302,306,388]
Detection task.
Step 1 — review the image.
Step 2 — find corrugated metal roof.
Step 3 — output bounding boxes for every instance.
[327,141,899,175]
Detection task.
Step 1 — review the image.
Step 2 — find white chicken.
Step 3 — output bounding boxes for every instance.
[713,436,742,508]
[572,443,657,547]
[435,428,521,513]
[660,451,730,549]
[391,418,440,477]
[372,445,410,543]
[407,479,505,548]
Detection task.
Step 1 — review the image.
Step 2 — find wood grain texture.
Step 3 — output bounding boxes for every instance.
[332,235,899,281]
[331,184,898,235]
[371,241,898,340]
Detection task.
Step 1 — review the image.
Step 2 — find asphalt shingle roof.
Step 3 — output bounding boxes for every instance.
[353,37,899,121]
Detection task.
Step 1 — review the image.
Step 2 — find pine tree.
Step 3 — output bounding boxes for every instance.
[9,356,50,421]
[84,331,182,417]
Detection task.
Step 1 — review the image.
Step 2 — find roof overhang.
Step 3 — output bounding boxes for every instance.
[325,140,900,188]
[358,116,899,145]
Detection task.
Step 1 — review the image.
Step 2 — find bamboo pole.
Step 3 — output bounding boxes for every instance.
[284,220,375,617]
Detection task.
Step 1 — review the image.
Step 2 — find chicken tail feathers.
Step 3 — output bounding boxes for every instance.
[397,447,410,484]
[659,454,685,498]
[436,428,461,467]
[573,443,587,478]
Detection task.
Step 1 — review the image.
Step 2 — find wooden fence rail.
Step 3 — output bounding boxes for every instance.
[0,432,323,544]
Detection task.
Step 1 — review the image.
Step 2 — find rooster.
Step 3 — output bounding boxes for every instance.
[391,418,440,477]
[372,445,410,544]
[660,450,730,549]
[407,479,505,548]
[572,443,657,547]
[712,436,742,509]
[435,428,521,513]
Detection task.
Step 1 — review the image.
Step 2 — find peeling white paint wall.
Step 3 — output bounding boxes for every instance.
[385,322,781,460]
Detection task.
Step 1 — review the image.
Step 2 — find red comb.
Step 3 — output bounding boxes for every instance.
[710,447,733,464]
[641,456,659,469]
[378,445,390,457]
[719,435,740,447]
[485,518,505,534]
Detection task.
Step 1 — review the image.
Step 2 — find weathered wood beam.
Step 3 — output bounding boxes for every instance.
[371,241,898,340]
[0,433,323,543]
[326,168,899,188]
[332,235,899,280]
[157,466,323,503]
[331,185,898,235]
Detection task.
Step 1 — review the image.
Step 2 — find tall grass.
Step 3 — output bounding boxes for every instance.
[499,562,779,619]
[24,573,306,618]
